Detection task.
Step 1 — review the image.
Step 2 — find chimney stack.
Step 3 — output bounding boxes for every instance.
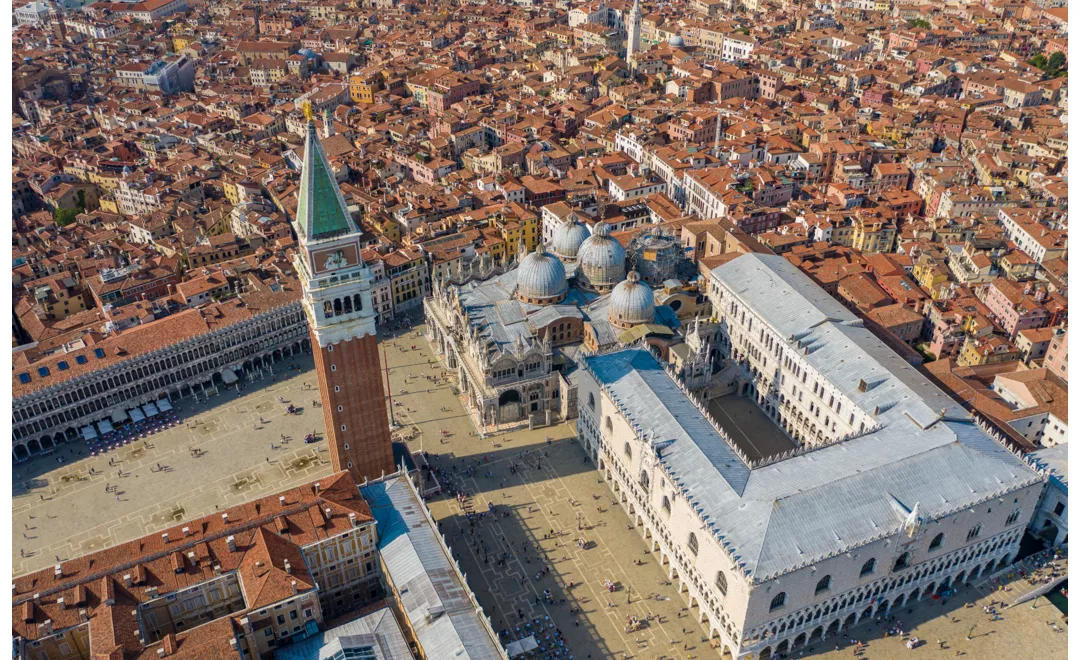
[161,533,169,544]
[291,580,298,595]
[222,513,229,523]
[284,559,292,574]
[226,535,236,552]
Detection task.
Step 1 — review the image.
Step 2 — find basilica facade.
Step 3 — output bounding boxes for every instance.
[424,215,680,429]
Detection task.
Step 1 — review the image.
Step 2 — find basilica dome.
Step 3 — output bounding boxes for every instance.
[516,244,568,304]
[550,214,591,262]
[577,222,626,292]
[608,270,655,329]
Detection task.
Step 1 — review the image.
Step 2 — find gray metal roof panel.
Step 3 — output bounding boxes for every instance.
[361,477,504,659]
[584,346,1043,581]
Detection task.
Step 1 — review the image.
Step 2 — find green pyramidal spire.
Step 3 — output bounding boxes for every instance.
[295,118,354,240]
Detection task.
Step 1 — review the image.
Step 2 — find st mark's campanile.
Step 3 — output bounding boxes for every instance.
[292,103,394,482]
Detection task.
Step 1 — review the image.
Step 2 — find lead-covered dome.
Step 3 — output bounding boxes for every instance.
[516,244,568,304]
[608,270,655,329]
[577,222,625,292]
[550,213,590,262]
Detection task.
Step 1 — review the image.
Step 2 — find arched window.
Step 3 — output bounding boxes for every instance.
[343,296,353,314]
[687,533,699,556]
[588,392,596,411]
[623,442,632,459]
[716,571,728,596]
[1005,510,1020,525]
[966,525,982,542]
[661,496,671,516]
[639,470,650,491]
[860,558,876,577]
[929,533,945,552]
[323,301,334,318]
[606,417,614,434]
[815,575,832,594]
[893,552,910,572]
[353,294,363,311]
[769,592,787,612]
[333,298,343,315]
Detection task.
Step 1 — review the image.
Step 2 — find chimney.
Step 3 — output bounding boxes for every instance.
[291,580,298,595]
[349,512,357,526]
[182,526,191,537]
[226,535,237,552]
[54,565,62,578]
[164,632,178,656]
[284,559,292,574]
[123,574,132,587]
[222,513,229,523]
[314,482,321,494]
[279,495,286,506]
[57,597,66,610]
[161,532,169,544]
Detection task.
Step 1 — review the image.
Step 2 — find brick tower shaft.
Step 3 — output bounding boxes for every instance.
[292,102,394,484]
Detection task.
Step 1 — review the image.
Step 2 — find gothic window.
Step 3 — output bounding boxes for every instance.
[815,575,832,594]
[893,552,910,571]
[716,571,728,596]
[588,392,595,411]
[769,592,786,612]
[623,442,632,458]
[353,294,363,311]
[639,470,650,491]
[687,533,699,556]
[333,299,343,316]
[966,525,981,542]
[661,496,671,516]
[929,533,945,552]
[607,417,614,434]
[343,296,353,314]
[324,301,334,318]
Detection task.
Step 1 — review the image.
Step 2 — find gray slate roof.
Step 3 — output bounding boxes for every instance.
[361,476,505,660]
[581,254,1043,581]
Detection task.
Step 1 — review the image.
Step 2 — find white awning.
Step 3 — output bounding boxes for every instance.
[111,409,128,424]
[506,636,538,657]
[97,420,114,434]
[157,398,173,412]
[143,402,160,417]
[128,407,145,423]
[82,426,98,441]
[221,368,238,385]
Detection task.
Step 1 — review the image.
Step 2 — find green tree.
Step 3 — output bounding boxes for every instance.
[1030,54,1048,69]
[54,207,79,226]
[907,18,931,28]
[75,189,86,213]
[1047,51,1066,73]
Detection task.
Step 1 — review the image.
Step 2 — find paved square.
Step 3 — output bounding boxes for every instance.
[12,321,1069,660]
[12,354,336,575]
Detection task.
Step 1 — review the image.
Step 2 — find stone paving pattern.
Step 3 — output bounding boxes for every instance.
[12,321,1068,659]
